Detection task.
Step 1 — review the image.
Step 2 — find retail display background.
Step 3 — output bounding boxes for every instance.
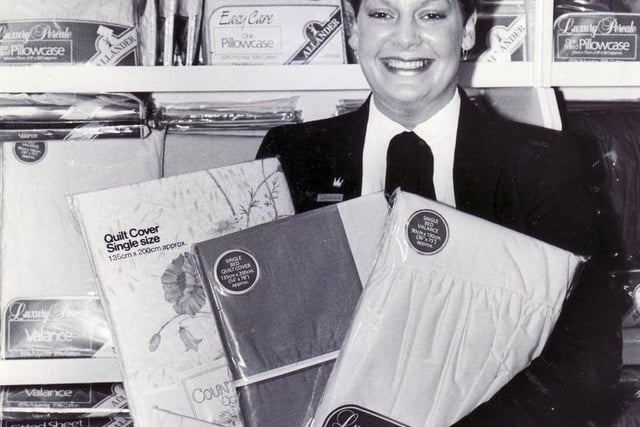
[0,0,639,425]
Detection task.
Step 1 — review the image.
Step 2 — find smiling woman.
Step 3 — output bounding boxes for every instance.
[256,0,624,425]
[350,0,477,128]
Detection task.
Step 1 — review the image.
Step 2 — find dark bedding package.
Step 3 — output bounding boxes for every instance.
[194,193,388,427]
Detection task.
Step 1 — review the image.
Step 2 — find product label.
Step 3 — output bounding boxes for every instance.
[554,13,639,61]
[206,4,345,65]
[323,405,408,427]
[181,361,241,423]
[101,224,189,263]
[0,20,138,65]
[406,210,449,255]
[1,418,132,427]
[3,298,111,358]
[477,14,527,62]
[13,142,46,163]
[214,250,259,294]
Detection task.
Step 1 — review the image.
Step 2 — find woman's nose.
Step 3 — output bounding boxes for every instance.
[392,16,421,49]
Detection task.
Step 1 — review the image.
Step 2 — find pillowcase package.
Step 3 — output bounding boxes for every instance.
[69,158,294,427]
[1,132,164,360]
[312,190,586,427]
[194,193,389,427]
[201,0,347,65]
[0,0,140,65]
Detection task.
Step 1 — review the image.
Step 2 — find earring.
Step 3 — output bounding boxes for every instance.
[461,49,469,61]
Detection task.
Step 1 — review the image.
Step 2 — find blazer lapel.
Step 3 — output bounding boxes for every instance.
[333,97,370,200]
[453,91,501,219]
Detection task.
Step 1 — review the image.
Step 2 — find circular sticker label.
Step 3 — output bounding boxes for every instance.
[14,142,47,164]
[213,250,259,295]
[406,209,449,255]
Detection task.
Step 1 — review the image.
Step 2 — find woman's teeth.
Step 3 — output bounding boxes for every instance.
[385,59,428,70]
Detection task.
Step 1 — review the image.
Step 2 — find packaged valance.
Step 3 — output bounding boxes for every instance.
[312,191,586,427]
[70,158,294,427]
[1,131,164,359]
[194,193,388,427]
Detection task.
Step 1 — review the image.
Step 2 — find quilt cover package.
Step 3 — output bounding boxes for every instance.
[201,0,347,65]
[194,193,389,427]
[311,191,586,427]
[1,132,164,359]
[0,0,140,65]
[70,158,294,427]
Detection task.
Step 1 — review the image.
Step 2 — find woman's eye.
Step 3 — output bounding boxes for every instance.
[420,12,445,20]
[368,10,394,19]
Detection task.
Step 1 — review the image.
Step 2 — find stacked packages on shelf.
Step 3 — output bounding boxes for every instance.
[0,92,162,361]
[554,0,640,62]
[0,382,131,424]
[154,95,303,176]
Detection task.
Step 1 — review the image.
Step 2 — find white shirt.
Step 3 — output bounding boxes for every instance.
[361,90,461,207]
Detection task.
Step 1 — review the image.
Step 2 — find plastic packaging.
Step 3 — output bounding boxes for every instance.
[137,0,159,65]
[69,158,295,427]
[158,0,178,65]
[194,193,389,427]
[311,190,586,427]
[0,93,150,142]
[154,96,302,132]
[1,130,164,359]
[0,0,140,65]
[1,383,128,420]
[201,0,347,65]
[175,0,204,65]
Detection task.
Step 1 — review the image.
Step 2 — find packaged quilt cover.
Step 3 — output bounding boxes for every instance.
[1,132,164,359]
[202,0,347,65]
[194,193,389,427]
[0,0,140,65]
[70,158,294,427]
[312,191,586,427]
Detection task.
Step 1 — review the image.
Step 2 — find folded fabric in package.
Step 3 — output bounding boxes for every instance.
[1,132,164,360]
[194,193,389,427]
[312,190,586,427]
[70,158,294,427]
[201,0,347,65]
[0,0,139,65]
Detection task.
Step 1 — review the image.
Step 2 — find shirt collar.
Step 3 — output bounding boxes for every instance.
[369,89,461,142]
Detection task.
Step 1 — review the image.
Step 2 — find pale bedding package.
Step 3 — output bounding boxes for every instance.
[312,191,586,427]
[69,158,295,427]
[0,132,164,359]
[201,0,347,65]
[0,0,140,65]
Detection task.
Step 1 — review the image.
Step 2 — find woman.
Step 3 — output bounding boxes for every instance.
[257,0,624,425]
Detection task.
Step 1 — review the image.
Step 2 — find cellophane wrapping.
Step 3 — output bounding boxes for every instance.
[312,190,586,427]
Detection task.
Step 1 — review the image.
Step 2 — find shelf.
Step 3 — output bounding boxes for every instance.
[0,62,537,94]
[551,62,640,87]
[0,358,121,386]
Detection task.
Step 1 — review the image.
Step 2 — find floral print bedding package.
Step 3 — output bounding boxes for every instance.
[0,132,164,360]
[0,0,139,65]
[312,190,586,427]
[69,158,294,427]
[194,193,389,427]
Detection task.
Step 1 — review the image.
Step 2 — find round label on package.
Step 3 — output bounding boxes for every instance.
[14,142,47,164]
[213,249,259,294]
[406,209,449,255]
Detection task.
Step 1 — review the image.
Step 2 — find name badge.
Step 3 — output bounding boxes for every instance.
[317,193,344,203]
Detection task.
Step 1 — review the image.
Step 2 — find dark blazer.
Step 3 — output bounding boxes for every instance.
[257,91,625,426]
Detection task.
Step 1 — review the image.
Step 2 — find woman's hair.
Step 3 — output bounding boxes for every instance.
[349,0,477,23]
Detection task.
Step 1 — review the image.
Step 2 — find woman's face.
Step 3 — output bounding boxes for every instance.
[352,0,476,126]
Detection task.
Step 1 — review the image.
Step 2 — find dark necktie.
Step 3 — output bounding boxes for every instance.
[384,131,436,200]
